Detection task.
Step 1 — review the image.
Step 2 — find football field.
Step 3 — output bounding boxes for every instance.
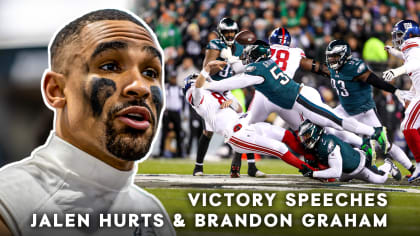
[136,159,420,236]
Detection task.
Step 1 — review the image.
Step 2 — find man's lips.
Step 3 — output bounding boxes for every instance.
[115,106,152,130]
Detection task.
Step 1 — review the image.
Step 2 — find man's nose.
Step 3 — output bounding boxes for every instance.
[122,76,151,100]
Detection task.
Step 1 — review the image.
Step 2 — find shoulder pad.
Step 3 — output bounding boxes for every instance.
[326,139,336,154]
[402,38,420,52]
[207,39,226,50]
[245,65,257,73]
[355,60,367,74]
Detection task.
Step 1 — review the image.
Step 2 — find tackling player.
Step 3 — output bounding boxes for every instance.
[324,39,414,174]
[383,19,420,183]
[297,120,401,183]
[193,17,264,177]
[202,40,390,150]
[245,27,331,131]
[184,61,315,173]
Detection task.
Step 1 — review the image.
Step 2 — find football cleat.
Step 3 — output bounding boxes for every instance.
[248,165,266,178]
[384,158,401,181]
[371,127,390,155]
[361,137,376,165]
[230,165,241,178]
[408,171,420,183]
[193,165,204,176]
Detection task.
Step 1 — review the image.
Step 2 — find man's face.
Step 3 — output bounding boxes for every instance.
[60,20,163,165]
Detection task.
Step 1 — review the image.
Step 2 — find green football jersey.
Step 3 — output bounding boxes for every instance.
[328,58,376,115]
[314,133,361,174]
[206,39,244,81]
[245,59,300,109]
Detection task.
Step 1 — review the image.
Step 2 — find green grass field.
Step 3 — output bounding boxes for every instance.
[137,159,420,236]
[137,158,413,176]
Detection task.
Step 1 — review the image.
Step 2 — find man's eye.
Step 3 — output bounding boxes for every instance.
[99,63,120,72]
[142,68,159,79]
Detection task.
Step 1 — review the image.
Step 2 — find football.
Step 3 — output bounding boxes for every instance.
[234,30,257,45]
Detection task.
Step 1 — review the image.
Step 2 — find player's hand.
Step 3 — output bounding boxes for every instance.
[383,69,396,81]
[227,55,241,64]
[384,45,393,53]
[299,164,314,178]
[395,89,415,104]
[220,99,233,109]
[220,48,233,60]
[383,66,406,81]
[205,60,227,74]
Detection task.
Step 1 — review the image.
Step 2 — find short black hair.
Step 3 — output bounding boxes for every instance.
[50,9,148,73]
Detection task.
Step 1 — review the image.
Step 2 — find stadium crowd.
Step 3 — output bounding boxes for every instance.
[137,0,419,158]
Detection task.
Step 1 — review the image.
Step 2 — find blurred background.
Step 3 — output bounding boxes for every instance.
[0,0,418,165]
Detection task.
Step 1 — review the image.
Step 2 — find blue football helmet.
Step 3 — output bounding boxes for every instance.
[269,27,291,46]
[298,120,324,149]
[183,73,199,95]
[392,20,420,48]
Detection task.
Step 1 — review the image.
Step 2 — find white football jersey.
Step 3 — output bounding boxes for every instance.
[401,37,420,94]
[186,87,239,136]
[270,45,306,78]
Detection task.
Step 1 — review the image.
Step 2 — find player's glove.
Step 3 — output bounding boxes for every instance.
[299,164,314,178]
[395,89,415,105]
[383,66,406,81]
[220,48,233,60]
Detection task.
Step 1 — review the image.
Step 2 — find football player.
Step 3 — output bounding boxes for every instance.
[323,39,414,175]
[245,27,330,131]
[228,27,335,171]
[193,17,264,177]
[297,120,401,183]
[383,19,420,183]
[202,40,390,149]
[185,61,316,173]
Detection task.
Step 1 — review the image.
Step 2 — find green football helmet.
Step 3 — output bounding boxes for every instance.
[325,40,352,70]
[217,17,239,46]
[243,40,271,64]
[298,120,324,149]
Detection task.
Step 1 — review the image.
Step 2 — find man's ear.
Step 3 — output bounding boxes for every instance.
[42,71,66,108]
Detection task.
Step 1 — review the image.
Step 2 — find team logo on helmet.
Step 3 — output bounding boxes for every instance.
[269,27,291,47]
[392,20,420,48]
[298,120,324,149]
[243,40,271,64]
[325,40,352,70]
[217,17,239,46]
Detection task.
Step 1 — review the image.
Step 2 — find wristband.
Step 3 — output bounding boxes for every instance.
[200,69,210,79]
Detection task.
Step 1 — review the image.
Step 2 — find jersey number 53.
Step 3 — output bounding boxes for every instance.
[270,66,290,85]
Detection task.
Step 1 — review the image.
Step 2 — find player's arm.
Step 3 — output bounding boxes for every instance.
[222,91,243,113]
[203,49,220,69]
[299,58,330,78]
[203,73,263,92]
[312,146,343,179]
[384,45,404,59]
[355,70,398,93]
[0,215,12,236]
[383,46,420,81]
[196,61,227,88]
